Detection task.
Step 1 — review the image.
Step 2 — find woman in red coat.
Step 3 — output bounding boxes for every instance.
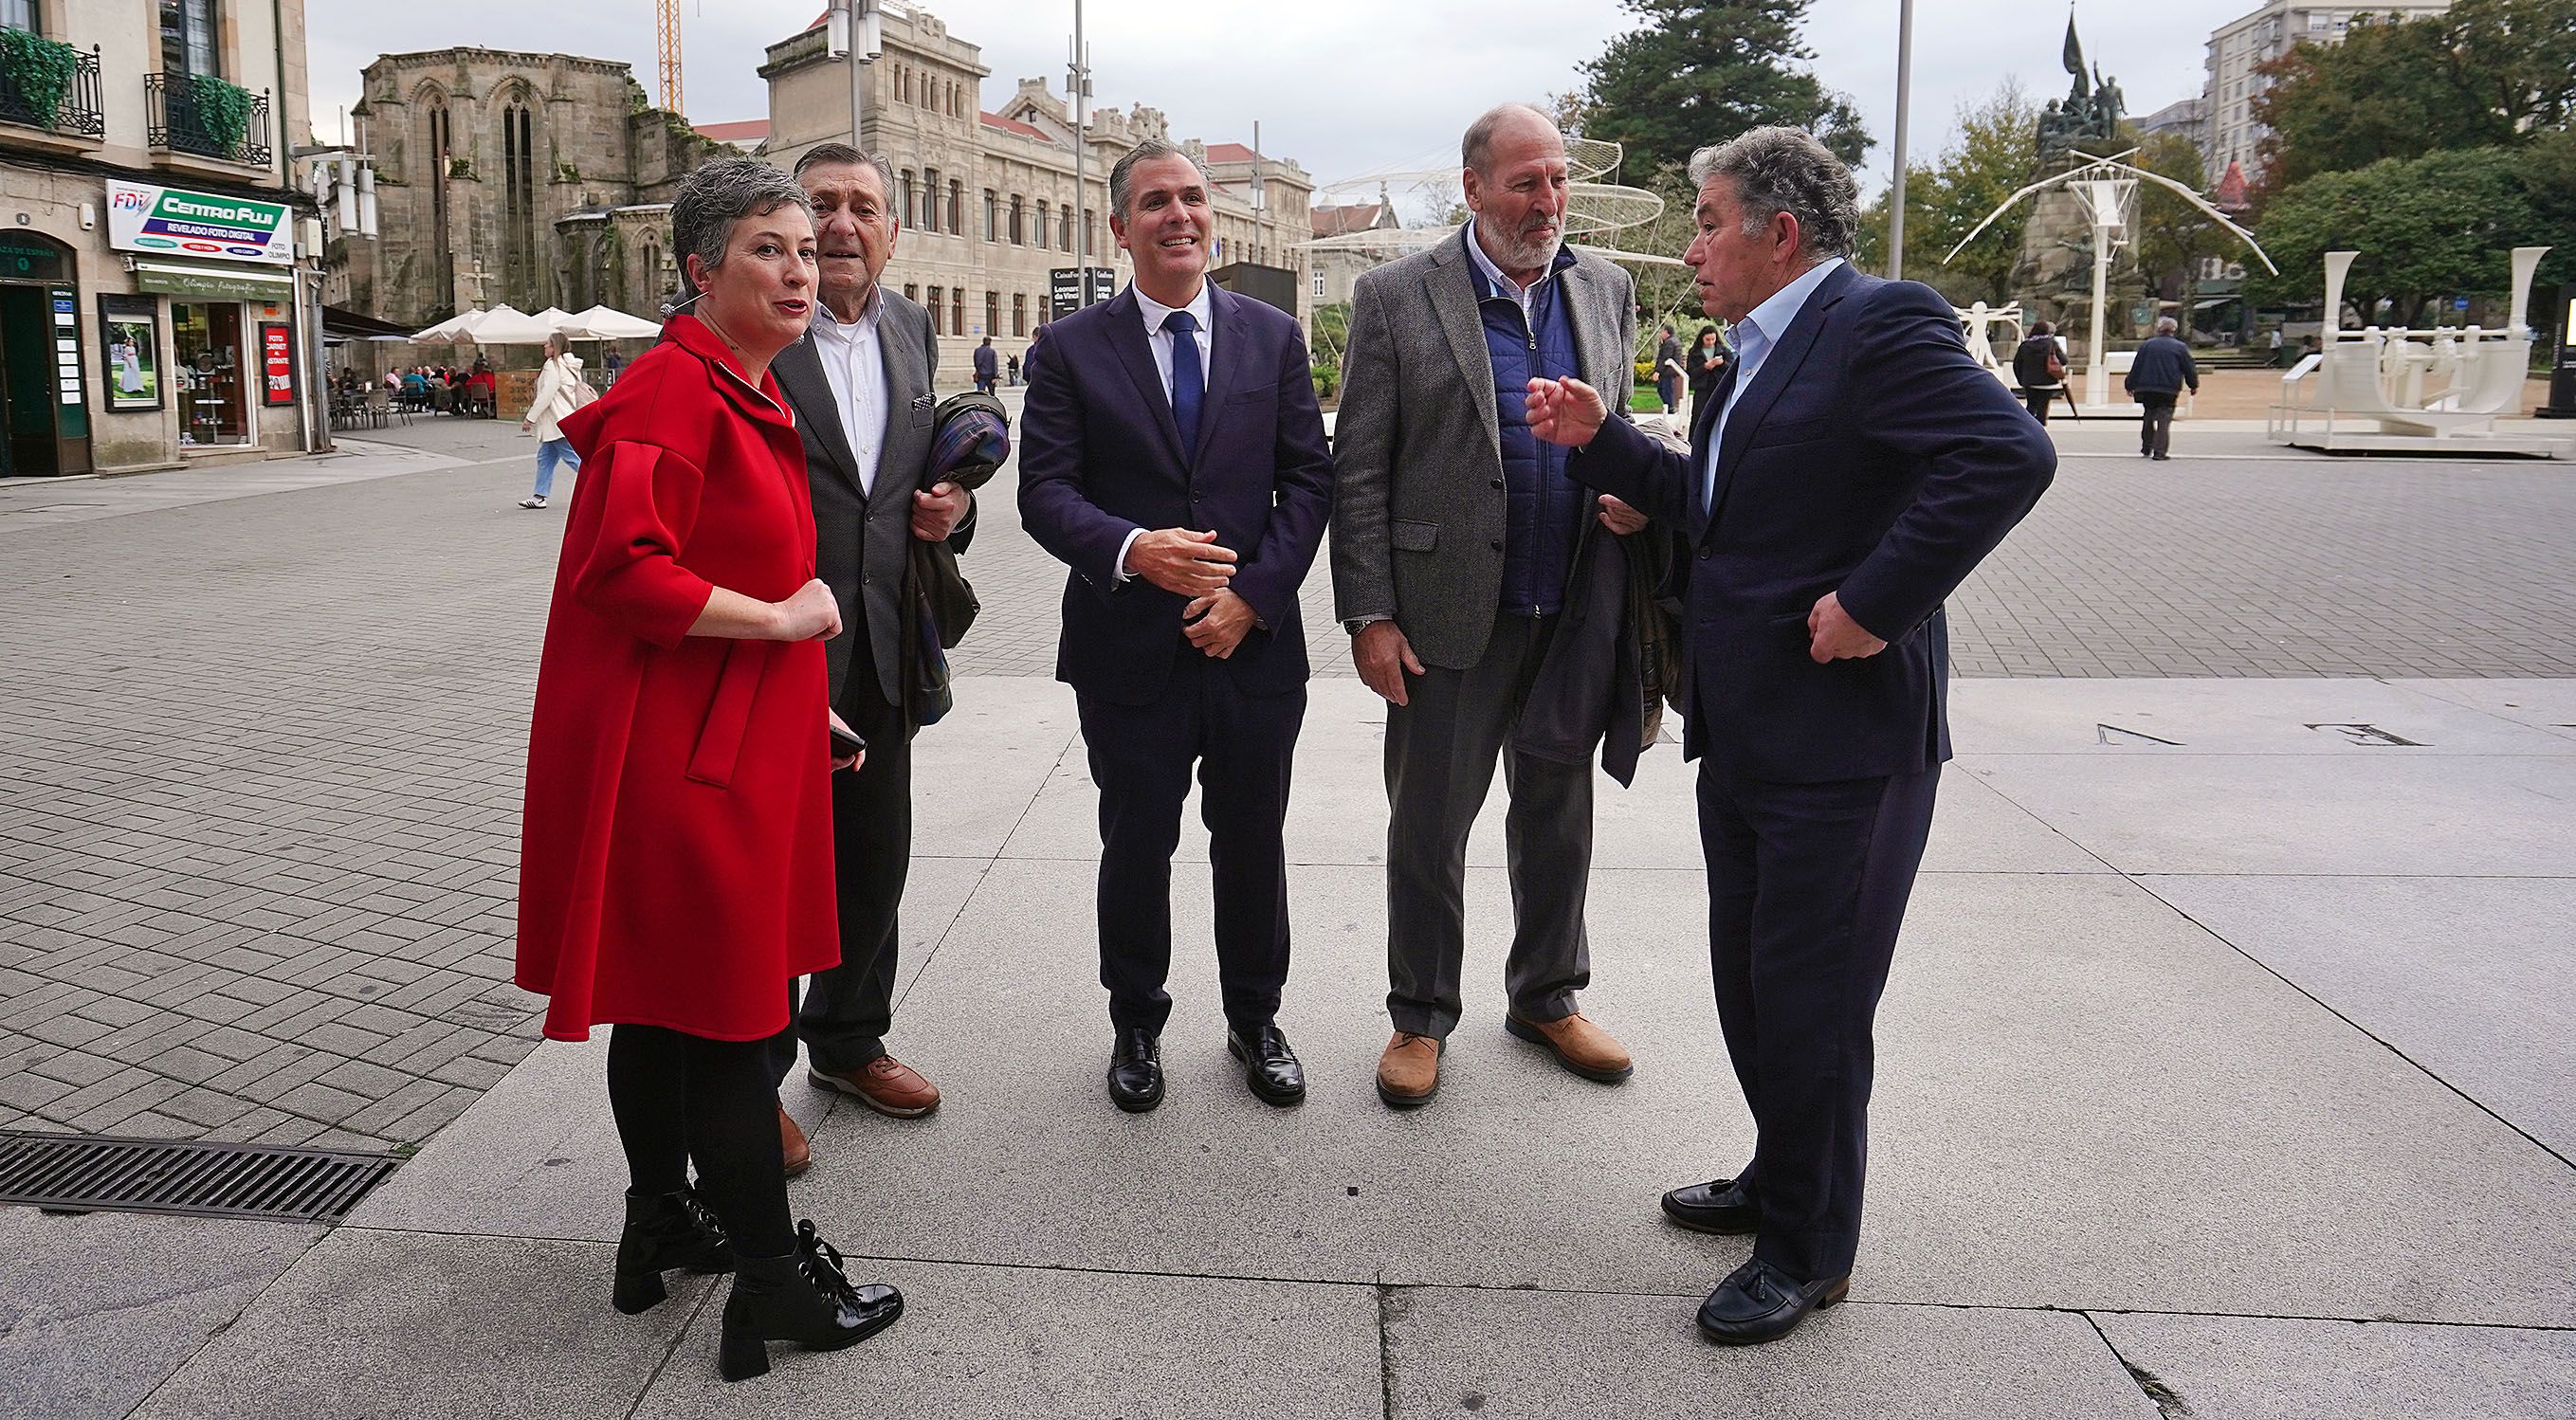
[516,158,902,1382]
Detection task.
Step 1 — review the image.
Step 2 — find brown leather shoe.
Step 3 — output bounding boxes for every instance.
[776,1104,811,1179]
[810,1054,941,1119]
[1505,1010,1634,1083]
[1376,1031,1442,1108]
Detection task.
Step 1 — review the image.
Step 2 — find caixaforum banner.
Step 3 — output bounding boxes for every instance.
[105,180,295,266]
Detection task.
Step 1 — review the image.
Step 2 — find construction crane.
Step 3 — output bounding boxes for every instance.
[655,0,683,116]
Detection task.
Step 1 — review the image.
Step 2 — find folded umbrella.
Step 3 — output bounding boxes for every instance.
[904,391,1013,733]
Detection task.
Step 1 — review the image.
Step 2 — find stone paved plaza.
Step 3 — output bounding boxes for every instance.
[1,412,2572,1417]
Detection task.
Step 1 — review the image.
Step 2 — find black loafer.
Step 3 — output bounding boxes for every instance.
[1695,1258,1849,1345]
[1226,1023,1306,1106]
[1661,1174,1761,1235]
[1107,1027,1163,1113]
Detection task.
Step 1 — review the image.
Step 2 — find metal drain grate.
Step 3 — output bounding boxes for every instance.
[0,1130,400,1224]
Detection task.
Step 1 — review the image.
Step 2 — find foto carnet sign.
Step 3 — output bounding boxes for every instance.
[105,181,294,266]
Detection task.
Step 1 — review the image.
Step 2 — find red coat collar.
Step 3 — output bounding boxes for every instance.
[662,313,795,431]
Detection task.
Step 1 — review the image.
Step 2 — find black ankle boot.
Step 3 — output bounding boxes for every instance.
[716,1219,903,1381]
[612,1187,736,1315]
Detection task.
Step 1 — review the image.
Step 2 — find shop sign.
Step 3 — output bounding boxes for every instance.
[106,180,295,265]
[260,323,295,407]
[134,263,296,301]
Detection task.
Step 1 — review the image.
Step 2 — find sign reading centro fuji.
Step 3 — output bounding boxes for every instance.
[105,180,294,266]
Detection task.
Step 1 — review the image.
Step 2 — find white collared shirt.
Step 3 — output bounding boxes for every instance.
[1706,257,1844,509]
[1462,219,1561,322]
[809,287,889,497]
[1113,282,1216,582]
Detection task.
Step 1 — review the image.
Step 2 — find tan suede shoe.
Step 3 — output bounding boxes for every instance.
[810,1054,941,1119]
[1505,1010,1634,1083]
[1376,1031,1443,1109]
[777,1104,811,1179]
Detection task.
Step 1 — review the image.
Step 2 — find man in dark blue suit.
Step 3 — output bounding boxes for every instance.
[1018,138,1334,1114]
[1526,126,2055,1344]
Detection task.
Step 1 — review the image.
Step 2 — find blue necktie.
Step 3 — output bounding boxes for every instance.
[1163,309,1202,459]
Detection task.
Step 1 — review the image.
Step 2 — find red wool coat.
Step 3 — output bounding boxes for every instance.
[516,315,840,1042]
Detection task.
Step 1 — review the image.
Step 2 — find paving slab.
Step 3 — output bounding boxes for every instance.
[128,1229,707,1420]
[1384,1289,2157,1420]
[632,1259,1382,1419]
[2395,679,2576,742]
[1961,752,2576,876]
[1946,677,2576,756]
[2094,1312,2576,1420]
[2137,874,2576,1160]
[905,679,1079,858]
[0,1210,319,1420]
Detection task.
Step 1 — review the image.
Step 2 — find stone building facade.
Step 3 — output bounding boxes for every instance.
[2201,0,2451,182]
[758,5,1313,384]
[1309,196,1399,309]
[335,48,734,328]
[0,0,319,474]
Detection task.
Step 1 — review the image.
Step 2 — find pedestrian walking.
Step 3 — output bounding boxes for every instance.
[2125,316,2199,460]
[518,333,594,508]
[1654,321,1684,415]
[2012,319,2068,425]
[1523,124,2054,1346]
[515,157,904,1384]
[1330,103,1649,1111]
[1017,138,1334,1114]
[972,335,998,393]
[1007,351,1021,386]
[1686,323,1727,425]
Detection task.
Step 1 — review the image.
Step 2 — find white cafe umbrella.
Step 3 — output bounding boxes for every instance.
[559,304,663,339]
[458,305,562,345]
[411,304,511,341]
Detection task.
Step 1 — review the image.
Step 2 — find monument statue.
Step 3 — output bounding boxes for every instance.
[2038,16,2123,165]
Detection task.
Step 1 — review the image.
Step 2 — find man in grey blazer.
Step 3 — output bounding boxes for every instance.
[760,143,974,1163]
[1331,104,1647,1108]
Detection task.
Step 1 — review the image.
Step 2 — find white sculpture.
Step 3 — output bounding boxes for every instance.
[2268,246,2567,457]
[1954,300,2026,388]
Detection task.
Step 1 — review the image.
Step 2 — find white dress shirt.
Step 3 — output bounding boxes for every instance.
[1705,257,1844,510]
[809,287,889,496]
[1461,218,1562,319]
[1113,281,1215,582]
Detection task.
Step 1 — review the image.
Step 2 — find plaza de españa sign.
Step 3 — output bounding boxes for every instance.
[105,181,294,266]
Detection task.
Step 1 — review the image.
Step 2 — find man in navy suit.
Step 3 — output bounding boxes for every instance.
[1526,126,2054,1344]
[1018,138,1334,1114]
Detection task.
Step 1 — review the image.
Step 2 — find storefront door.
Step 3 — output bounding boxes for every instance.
[170,300,249,447]
[0,235,91,478]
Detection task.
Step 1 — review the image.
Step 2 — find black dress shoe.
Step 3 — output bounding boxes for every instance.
[717,1220,902,1381]
[1107,1027,1163,1113]
[612,1186,736,1315]
[1695,1258,1849,1345]
[1660,1175,1761,1236]
[1226,1023,1306,1106]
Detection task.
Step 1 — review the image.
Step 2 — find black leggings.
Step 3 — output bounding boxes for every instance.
[606,1024,795,1258]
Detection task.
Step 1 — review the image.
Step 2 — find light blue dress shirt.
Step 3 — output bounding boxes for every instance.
[1704,257,1845,510]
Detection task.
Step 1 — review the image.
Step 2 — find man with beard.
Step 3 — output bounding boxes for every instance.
[761,144,974,1160]
[1330,103,1649,1109]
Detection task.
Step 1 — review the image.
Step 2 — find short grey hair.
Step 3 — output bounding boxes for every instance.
[793,141,896,206]
[671,157,814,296]
[2154,316,2181,335]
[1461,102,1560,178]
[1688,126,1860,263]
[1108,138,1212,221]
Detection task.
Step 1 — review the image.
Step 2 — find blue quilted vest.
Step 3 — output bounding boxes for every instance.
[1473,238,1584,615]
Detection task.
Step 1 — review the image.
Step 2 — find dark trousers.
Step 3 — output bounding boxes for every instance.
[2138,392,2179,455]
[1695,759,1941,1284]
[766,664,911,1086]
[1382,611,1592,1040]
[2021,388,2054,424]
[609,1024,795,1258]
[1077,649,1304,1037]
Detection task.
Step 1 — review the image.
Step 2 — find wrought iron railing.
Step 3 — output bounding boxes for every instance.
[145,71,271,167]
[0,36,103,139]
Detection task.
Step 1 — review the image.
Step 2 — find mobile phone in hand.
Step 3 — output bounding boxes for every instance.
[830,723,867,760]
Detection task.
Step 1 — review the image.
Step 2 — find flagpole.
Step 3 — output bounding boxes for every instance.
[1888,0,1914,277]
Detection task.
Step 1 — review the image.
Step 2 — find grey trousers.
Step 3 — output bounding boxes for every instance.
[1382,611,1593,1039]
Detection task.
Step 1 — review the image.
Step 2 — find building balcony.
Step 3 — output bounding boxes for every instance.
[146,72,273,171]
[0,34,104,148]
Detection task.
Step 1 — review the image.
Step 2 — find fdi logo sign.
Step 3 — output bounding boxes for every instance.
[104,180,294,265]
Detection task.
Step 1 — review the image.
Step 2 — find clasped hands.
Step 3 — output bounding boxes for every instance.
[1125,528,1254,659]
[1522,374,1886,665]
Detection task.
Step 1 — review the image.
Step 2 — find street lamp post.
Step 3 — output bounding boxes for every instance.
[1888,0,1913,278]
[1069,0,1094,308]
[829,0,883,151]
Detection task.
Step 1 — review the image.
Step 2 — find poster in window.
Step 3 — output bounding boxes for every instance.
[260,323,295,407]
[98,295,162,412]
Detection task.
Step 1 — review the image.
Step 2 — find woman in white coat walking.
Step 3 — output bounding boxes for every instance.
[519,333,591,508]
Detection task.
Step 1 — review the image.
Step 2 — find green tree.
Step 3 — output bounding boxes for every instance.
[2128,130,2233,313]
[1571,0,1870,189]
[2240,147,2569,325]
[2251,0,2576,198]
[1851,80,2036,303]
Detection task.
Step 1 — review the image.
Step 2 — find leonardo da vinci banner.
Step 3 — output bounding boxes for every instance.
[105,180,295,266]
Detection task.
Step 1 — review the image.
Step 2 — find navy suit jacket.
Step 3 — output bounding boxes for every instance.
[1571,264,2055,782]
[1017,284,1334,707]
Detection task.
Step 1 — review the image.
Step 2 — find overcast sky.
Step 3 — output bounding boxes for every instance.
[307,0,2241,205]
